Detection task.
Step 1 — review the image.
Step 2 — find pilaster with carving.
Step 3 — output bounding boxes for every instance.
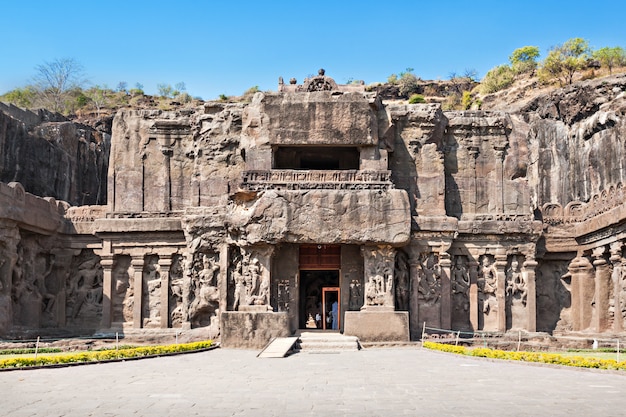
[522,254,538,332]
[568,255,594,331]
[592,246,611,332]
[130,257,144,328]
[610,241,624,332]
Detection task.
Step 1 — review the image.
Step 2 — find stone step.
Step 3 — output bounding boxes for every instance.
[296,331,360,352]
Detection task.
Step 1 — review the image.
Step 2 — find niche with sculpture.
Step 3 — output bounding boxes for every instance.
[111,255,132,324]
[168,254,185,327]
[416,252,442,327]
[187,251,220,328]
[363,247,395,309]
[505,255,527,330]
[66,249,103,328]
[477,254,498,331]
[228,246,271,311]
[451,255,471,331]
[142,254,161,328]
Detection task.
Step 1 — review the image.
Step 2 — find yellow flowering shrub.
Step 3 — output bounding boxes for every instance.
[0,340,213,369]
[422,341,626,371]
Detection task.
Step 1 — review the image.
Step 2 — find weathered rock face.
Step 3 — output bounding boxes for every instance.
[3,73,626,343]
[0,103,109,206]
[519,74,626,208]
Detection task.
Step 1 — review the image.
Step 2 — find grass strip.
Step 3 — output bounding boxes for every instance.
[0,340,213,369]
[422,341,626,371]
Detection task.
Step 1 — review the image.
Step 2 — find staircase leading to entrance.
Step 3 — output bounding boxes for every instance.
[296,331,360,352]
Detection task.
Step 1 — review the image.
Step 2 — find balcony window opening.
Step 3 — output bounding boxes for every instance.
[273,146,359,170]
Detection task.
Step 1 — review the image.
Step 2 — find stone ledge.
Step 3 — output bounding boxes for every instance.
[343,311,409,342]
[221,311,290,349]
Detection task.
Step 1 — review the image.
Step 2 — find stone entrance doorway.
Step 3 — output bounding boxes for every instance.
[299,270,339,329]
[298,245,342,329]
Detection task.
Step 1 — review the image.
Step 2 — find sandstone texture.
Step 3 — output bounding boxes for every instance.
[1,73,626,346]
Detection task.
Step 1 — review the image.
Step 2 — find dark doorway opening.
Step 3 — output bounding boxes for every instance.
[274,146,360,170]
[299,270,340,329]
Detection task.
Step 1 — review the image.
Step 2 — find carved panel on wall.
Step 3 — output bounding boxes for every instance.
[477,254,498,331]
[363,247,395,308]
[395,251,410,311]
[277,279,290,312]
[451,255,471,330]
[66,250,103,327]
[417,252,442,327]
[505,255,527,330]
[536,261,572,333]
[188,252,219,328]
[168,254,184,327]
[142,254,161,328]
[349,279,362,311]
[112,255,132,323]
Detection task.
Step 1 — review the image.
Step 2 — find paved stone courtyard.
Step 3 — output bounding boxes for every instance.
[2,347,626,416]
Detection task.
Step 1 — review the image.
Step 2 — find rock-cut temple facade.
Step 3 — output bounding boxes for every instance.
[2,72,626,347]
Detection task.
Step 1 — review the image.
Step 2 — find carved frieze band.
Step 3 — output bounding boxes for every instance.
[541,183,625,225]
[241,170,394,191]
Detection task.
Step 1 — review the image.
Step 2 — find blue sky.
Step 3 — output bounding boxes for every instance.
[1,0,625,100]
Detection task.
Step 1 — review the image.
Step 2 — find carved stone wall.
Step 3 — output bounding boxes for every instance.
[3,74,626,341]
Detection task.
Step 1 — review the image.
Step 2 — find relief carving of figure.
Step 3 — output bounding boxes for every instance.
[478,255,498,319]
[349,279,362,310]
[67,257,103,320]
[451,256,470,312]
[35,256,57,314]
[188,253,219,327]
[417,253,441,304]
[169,254,184,326]
[364,250,394,307]
[506,257,527,305]
[395,252,410,311]
[142,256,161,327]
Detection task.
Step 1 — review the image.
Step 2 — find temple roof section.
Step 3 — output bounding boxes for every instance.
[278,69,366,93]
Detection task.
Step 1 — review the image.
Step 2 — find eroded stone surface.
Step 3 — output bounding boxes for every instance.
[1,73,626,344]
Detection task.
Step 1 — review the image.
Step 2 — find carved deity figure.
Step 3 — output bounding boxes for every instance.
[478,255,498,328]
[142,256,161,327]
[395,252,410,311]
[451,256,470,312]
[349,279,362,310]
[67,257,103,320]
[417,253,441,304]
[506,257,527,305]
[188,253,219,326]
[230,249,270,309]
[169,254,185,326]
[35,256,57,314]
[364,249,394,307]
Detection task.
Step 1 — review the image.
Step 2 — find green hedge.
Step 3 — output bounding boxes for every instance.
[423,341,626,371]
[0,340,213,369]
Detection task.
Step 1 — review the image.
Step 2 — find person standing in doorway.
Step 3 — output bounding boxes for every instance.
[331,300,338,330]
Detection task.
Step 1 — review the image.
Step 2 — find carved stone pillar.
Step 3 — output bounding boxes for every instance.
[158,255,172,329]
[495,250,508,332]
[592,246,611,332]
[568,255,594,331]
[439,251,452,330]
[610,241,624,332]
[467,146,479,214]
[408,253,422,339]
[131,257,144,328]
[468,259,479,331]
[522,254,538,332]
[493,145,506,213]
[219,245,229,317]
[99,256,114,329]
